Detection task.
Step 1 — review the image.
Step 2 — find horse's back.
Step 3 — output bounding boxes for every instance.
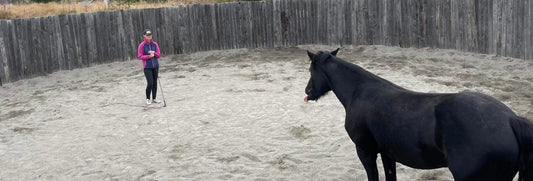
[434,92,519,180]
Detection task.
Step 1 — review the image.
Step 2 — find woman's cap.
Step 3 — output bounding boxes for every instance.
[143,29,152,35]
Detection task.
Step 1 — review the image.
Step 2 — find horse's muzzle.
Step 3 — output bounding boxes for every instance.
[304,94,317,102]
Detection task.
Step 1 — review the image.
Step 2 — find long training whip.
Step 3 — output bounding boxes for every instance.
[158,77,166,107]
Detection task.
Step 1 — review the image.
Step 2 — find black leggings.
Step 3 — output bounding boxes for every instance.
[144,68,158,100]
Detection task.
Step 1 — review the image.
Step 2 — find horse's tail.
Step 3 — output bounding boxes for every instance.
[510,116,533,181]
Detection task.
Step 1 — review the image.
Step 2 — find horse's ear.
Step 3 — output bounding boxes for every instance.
[331,48,340,56]
[307,51,316,61]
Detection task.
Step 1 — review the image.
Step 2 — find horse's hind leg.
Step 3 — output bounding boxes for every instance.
[356,146,379,181]
[381,154,397,181]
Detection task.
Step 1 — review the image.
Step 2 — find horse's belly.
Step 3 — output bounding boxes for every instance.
[384,145,447,169]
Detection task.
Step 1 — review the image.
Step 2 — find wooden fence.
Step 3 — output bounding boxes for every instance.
[0,0,532,83]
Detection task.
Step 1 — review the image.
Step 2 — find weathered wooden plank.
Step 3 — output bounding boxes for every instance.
[399,0,409,47]
[513,0,525,58]
[290,0,297,46]
[243,2,251,49]
[223,3,231,50]
[233,2,241,48]
[41,16,53,73]
[207,4,216,51]
[5,20,16,82]
[177,5,188,53]
[261,1,268,48]
[5,19,18,82]
[365,0,377,45]
[67,14,80,68]
[223,3,231,49]
[68,14,79,69]
[451,0,463,51]
[52,16,65,70]
[198,4,206,51]
[113,10,126,62]
[526,0,533,59]
[343,0,353,46]
[475,0,490,54]
[11,19,25,80]
[30,18,43,75]
[329,0,336,45]
[171,6,182,54]
[21,18,33,77]
[435,0,451,49]
[315,0,324,44]
[301,0,309,45]
[336,0,345,46]
[108,11,121,62]
[77,13,88,67]
[298,0,305,45]
[180,5,191,53]
[311,0,319,45]
[226,3,232,49]
[213,4,222,50]
[93,11,106,64]
[84,13,97,67]
[120,10,135,61]
[265,0,273,48]
[0,20,8,83]
[208,5,218,51]
[501,0,511,57]
[168,7,178,55]
[323,0,330,45]
[251,1,259,48]
[102,11,113,63]
[194,4,201,51]
[255,1,263,48]
[189,4,198,52]
[290,0,296,46]
[71,14,85,67]
[490,0,497,55]
[130,9,144,49]
[197,4,205,51]
[158,8,168,54]
[391,0,401,46]
[272,0,281,47]
[237,2,246,49]
[154,8,165,53]
[283,0,291,46]
[59,14,73,69]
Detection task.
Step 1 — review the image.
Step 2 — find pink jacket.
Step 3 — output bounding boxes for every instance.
[138,40,161,68]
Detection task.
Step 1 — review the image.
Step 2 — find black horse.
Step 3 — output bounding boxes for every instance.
[304,49,533,181]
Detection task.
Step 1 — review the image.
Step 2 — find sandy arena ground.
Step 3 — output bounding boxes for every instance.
[1,45,532,180]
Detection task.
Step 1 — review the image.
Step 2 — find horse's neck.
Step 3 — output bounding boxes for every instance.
[325,61,402,108]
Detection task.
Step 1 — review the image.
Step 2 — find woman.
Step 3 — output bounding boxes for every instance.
[138,29,161,105]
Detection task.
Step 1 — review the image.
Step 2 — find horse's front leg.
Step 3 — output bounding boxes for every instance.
[356,146,379,181]
[381,154,397,181]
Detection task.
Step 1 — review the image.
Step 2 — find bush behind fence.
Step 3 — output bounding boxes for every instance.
[0,0,531,83]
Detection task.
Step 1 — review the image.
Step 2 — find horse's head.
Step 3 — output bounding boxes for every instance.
[304,48,340,102]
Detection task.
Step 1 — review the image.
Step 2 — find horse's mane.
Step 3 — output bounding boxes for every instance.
[320,52,409,92]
